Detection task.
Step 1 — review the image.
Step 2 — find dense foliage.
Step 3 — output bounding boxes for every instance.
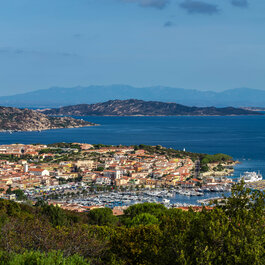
[47,142,82,150]
[0,251,90,265]
[0,184,264,264]
[6,189,27,201]
[134,144,233,164]
[201,153,233,164]
[0,154,33,162]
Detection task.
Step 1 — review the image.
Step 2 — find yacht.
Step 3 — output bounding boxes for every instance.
[238,171,263,183]
[162,198,170,204]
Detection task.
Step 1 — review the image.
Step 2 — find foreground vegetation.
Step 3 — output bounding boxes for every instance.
[0,251,89,265]
[0,184,264,264]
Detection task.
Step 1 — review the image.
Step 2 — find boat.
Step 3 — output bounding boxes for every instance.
[238,171,263,183]
[178,190,191,196]
[162,198,170,204]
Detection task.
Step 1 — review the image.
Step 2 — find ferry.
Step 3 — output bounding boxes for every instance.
[238,171,263,183]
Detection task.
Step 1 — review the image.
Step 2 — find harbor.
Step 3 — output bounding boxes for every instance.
[70,189,231,208]
[23,183,232,210]
[14,169,263,212]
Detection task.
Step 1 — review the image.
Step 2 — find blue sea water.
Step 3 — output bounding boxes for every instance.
[1,115,265,178]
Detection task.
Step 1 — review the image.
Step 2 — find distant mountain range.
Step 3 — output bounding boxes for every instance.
[0,106,94,132]
[0,85,265,108]
[42,99,260,116]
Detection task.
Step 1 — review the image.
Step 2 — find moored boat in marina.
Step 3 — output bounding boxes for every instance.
[238,171,263,183]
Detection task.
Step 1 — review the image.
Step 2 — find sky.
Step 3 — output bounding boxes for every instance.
[0,0,265,96]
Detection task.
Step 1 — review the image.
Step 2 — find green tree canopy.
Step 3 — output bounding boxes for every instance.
[130,213,159,227]
[87,208,117,226]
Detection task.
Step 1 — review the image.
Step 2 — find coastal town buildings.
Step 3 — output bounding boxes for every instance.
[0,143,234,206]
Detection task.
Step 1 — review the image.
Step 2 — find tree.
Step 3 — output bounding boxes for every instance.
[110,225,162,265]
[123,203,167,219]
[12,189,27,201]
[5,186,12,195]
[87,208,117,226]
[200,164,209,173]
[96,167,104,172]
[40,203,68,227]
[130,213,159,227]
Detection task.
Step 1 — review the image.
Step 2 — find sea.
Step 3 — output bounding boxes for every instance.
[1,115,265,204]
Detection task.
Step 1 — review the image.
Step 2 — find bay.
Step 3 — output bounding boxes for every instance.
[1,115,265,178]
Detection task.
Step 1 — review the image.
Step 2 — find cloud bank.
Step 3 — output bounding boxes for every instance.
[120,0,169,9]
[231,0,248,8]
[179,0,219,15]
[164,21,174,27]
[120,0,249,13]
[0,47,77,57]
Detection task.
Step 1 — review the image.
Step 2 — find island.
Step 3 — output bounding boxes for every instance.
[0,106,95,132]
[41,99,262,116]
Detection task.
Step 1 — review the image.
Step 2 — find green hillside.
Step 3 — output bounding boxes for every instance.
[0,184,264,264]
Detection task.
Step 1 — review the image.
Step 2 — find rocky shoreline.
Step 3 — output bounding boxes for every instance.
[0,106,97,132]
[0,124,95,133]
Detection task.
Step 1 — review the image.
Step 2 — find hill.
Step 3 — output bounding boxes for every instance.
[42,99,260,116]
[0,106,94,132]
[1,86,265,108]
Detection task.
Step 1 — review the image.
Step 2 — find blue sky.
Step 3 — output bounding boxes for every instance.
[0,0,264,95]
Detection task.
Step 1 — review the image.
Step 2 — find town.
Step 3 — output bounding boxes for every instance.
[0,143,235,213]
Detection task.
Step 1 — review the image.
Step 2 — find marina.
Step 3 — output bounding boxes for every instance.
[25,183,232,209]
[59,188,232,208]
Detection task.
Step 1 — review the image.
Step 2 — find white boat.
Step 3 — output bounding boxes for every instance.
[238,171,263,183]
[162,198,170,204]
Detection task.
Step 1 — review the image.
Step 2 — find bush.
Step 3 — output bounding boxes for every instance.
[0,250,90,265]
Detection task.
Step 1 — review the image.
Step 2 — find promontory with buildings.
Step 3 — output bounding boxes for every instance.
[0,142,238,211]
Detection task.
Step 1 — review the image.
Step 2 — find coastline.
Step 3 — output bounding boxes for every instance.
[47,114,263,117]
[0,123,99,133]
